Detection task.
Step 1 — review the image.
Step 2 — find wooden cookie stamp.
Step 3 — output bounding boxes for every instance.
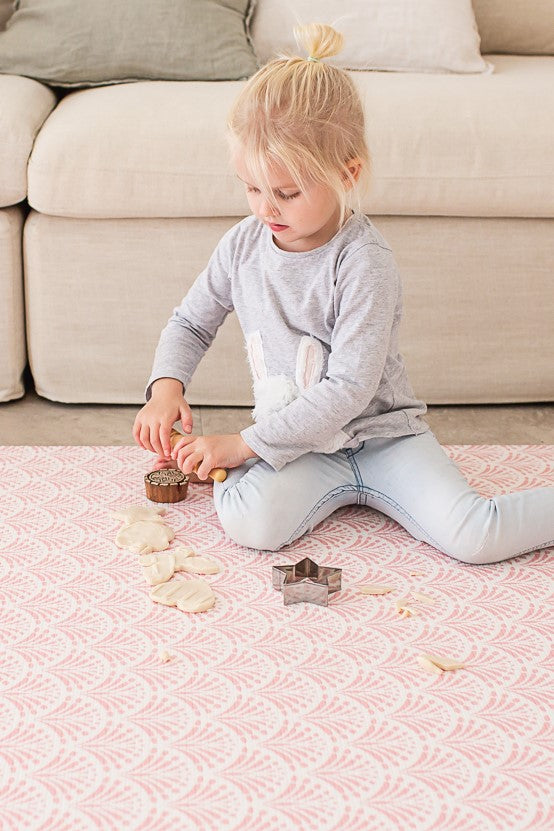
[145,469,189,503]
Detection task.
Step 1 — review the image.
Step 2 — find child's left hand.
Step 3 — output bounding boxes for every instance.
[171,433,256,480]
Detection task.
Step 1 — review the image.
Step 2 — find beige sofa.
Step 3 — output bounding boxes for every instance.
[1,1,553,406]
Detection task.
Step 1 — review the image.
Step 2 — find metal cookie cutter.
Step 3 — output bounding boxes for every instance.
[272,557,342,607]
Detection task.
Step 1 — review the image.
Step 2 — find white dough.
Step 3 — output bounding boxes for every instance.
[142,553,176,585]
[111,504,167,525]
[172,545,195,560]
[175,555,220,575]
[150,579,215,613]
[115,520,175,554]
[159,649,175,663]
[172,546,219,574]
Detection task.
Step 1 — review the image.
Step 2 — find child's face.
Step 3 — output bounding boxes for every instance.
[234,153,342,253]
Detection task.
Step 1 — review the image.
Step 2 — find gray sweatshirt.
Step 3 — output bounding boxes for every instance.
[146,212,430,471]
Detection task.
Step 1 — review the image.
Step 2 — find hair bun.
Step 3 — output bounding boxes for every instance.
[293,22,344,62]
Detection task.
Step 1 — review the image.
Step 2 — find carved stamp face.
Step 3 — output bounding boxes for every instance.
[145,469,187,486]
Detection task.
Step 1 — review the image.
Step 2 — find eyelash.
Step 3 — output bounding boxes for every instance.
[246,186,300,201]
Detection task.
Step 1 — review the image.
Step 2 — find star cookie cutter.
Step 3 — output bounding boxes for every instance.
[272,557,342,607]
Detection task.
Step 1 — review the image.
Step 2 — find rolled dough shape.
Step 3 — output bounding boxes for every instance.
[112,504,167,525]
[173,545,195,560]
[115,520,175,554]
[172,546,220,573]
[142,553,176,585]
[150,579,216,613]
[176,555,220,575]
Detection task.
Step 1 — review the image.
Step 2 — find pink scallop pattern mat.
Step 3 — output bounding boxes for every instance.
[0,445,553,831]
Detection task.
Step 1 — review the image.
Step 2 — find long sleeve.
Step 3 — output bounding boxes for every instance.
[240,245,400,471]
[145,226,236,401]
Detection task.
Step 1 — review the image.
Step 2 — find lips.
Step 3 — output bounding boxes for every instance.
[268,223,288,232]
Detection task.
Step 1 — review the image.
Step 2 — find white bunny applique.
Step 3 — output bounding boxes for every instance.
[244,330,351,454]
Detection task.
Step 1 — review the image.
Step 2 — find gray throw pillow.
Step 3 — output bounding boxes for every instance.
[0,0,257,87]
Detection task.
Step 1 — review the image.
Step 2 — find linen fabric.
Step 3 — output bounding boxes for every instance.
[472,0,554,55]
[26,57,554,219]
[23,212,554,405]
[249,0,492,74]
[0,206,26,402]
[0,0,257,87]
[146,212,430,471]
[0,74,57,207]
[0,0,13,30]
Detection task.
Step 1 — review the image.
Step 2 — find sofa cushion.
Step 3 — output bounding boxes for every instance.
[0,0,257,87]
[23,211,554,404]
[0,206,26,402]
[0,74,57,207]
[473,0,554,56]
[250,0,492,75]
[27,55,554,219]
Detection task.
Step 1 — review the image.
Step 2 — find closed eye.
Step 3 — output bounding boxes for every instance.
[246,186,300,201]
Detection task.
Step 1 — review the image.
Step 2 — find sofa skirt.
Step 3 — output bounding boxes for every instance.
[0,205,26,402]
[23,212,554,405]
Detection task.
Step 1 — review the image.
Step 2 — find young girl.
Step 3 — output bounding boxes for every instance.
[133,23,554,565]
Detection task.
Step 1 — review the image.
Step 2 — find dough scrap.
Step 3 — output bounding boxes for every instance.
[111,504,166,525]
[150,579,215,613]
[142,553,176,585]
[358,584,394,595]
[395,597,418,617]
[421,653,465,672]
[115,520,175,554]
[159,649,175,663]
[411,591,435,605]
[418,655,444,675]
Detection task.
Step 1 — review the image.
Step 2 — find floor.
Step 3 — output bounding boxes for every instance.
[1,374,554,445]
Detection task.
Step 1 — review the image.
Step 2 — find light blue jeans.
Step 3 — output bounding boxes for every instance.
[213,431,554,565]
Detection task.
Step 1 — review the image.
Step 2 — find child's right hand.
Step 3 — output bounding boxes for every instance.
[132,377,193,459]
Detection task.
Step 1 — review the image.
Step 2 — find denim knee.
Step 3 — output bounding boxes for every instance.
[437,496,500,565]
[214,483,287,551]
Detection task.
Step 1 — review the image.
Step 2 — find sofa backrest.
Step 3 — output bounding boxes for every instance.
[0,1,552,55]
[472,0,553,54]
[0,0,13,31]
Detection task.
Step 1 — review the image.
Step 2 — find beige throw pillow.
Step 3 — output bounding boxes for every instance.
[0,0,13,31]
[249,0,493,74]
[0,0,257,87]
[472,0,554,55]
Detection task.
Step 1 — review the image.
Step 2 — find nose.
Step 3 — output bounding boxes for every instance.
[259,195,279,219]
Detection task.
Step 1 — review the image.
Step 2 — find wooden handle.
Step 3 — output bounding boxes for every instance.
[169,429,227,482]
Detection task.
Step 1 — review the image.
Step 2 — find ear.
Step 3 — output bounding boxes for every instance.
[341,157,363,190]
[245,330,268,383]
[295,336,324,391]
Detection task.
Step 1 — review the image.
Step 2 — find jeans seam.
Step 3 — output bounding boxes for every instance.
[358,484,448,554]
[283,484,359,546]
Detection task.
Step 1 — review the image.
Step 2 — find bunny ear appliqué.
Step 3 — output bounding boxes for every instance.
[245,330,300,421]
[296,336,324,391]
[245,330,268,383]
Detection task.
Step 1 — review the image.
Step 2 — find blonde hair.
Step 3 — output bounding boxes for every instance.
[226,22,371,224]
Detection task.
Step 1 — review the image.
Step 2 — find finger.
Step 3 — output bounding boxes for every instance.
[140,423,155,454]
[159,422,173,458]
[151,425,165,459]
[171,436,192,458]
[178,448,202,475]
[196,459,213,481]
[180,406,193,434]
[132,418,142,447]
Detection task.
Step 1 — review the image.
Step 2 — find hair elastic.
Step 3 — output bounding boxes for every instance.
[307,56,320,62]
